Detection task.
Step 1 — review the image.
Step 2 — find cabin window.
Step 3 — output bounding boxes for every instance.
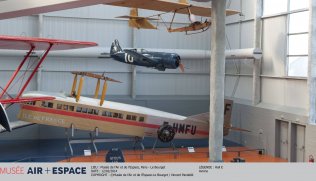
[69,106,74,111]
[41,101,48,107]
[57,104,62,109]
[63,105,68,111]
[118,113,123,119]
[48,102,54,108]
[131,115,137,121]
[126,115,132,120]
[93,109,99,115]
[88,108,93,114]
[139,117,145,122]
[82,107,88,113]
[107,111,112,117]
[102,111,112,117]
[113,113,123,119]
[26,101,36,105]
[113,113,119,118]
[76,107,82,112]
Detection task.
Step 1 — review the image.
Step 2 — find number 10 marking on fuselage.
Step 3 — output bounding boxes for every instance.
[125,53,134,63]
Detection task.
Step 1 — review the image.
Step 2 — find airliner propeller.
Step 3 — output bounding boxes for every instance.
[157,124,176,143]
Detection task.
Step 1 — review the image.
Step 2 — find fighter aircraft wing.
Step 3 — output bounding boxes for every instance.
[124,49,157,66]
[107,0,239,17]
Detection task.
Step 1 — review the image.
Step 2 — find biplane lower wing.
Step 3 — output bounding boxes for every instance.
[0,97,55,104]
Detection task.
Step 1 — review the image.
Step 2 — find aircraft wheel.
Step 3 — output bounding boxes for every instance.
[157,124,176,143]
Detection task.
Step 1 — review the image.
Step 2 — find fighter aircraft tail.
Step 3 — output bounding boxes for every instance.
[110,39,123,55]
[0,103,11,132]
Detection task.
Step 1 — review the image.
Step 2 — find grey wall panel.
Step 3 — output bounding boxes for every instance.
[135,25,211,50]
[231,76,252,100]
[0,57,24,70]
[41,57,132,72]
[262,78,308,109]
[239,61,253,74]
[137,73,209,96]
[262,16,287,76]
[241,0,255,20]
[226,23,240,49]
[0,16,38,36]
[180,59,209,73]
[225,76,236,97]
[262,78,285,106]
[283,79,308,109]
[225,100,308,156]
[240,21,254,48]
[43,16,132,47]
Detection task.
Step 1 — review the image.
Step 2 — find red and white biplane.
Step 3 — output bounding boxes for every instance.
[0,35,97,132]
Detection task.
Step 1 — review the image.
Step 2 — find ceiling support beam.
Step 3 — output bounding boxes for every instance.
[0,0,120,20]
[209,0,226,162]
[308,0,316,124]
[252,0,263,105]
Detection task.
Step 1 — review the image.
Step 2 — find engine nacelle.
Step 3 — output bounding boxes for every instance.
[161,53,181,69]
[157,124,176,143]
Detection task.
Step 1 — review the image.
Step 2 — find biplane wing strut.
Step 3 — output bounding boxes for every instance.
[0,44,53,102]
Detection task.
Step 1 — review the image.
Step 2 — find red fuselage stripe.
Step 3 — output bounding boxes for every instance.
[21,105,209,136]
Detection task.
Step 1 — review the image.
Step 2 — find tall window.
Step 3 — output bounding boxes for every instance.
[264,0,309,77]
[288,4,309,77]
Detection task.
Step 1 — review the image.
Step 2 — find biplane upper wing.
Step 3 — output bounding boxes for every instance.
[107,0,239,17]
[0,35,98,50]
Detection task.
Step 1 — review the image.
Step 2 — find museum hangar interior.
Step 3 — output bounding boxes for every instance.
[0,0,315,162]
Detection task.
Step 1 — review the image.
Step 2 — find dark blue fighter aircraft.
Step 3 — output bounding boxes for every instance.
[110,40,184,72]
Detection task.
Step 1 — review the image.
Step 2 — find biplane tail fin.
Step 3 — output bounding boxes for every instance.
[0,103,11,132]
[110,39,123,55]
[116,8,157,30]
[128,8,157,29]
[179,0,188,4]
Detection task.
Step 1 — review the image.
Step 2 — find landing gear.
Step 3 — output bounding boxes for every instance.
[65,124,145,156]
